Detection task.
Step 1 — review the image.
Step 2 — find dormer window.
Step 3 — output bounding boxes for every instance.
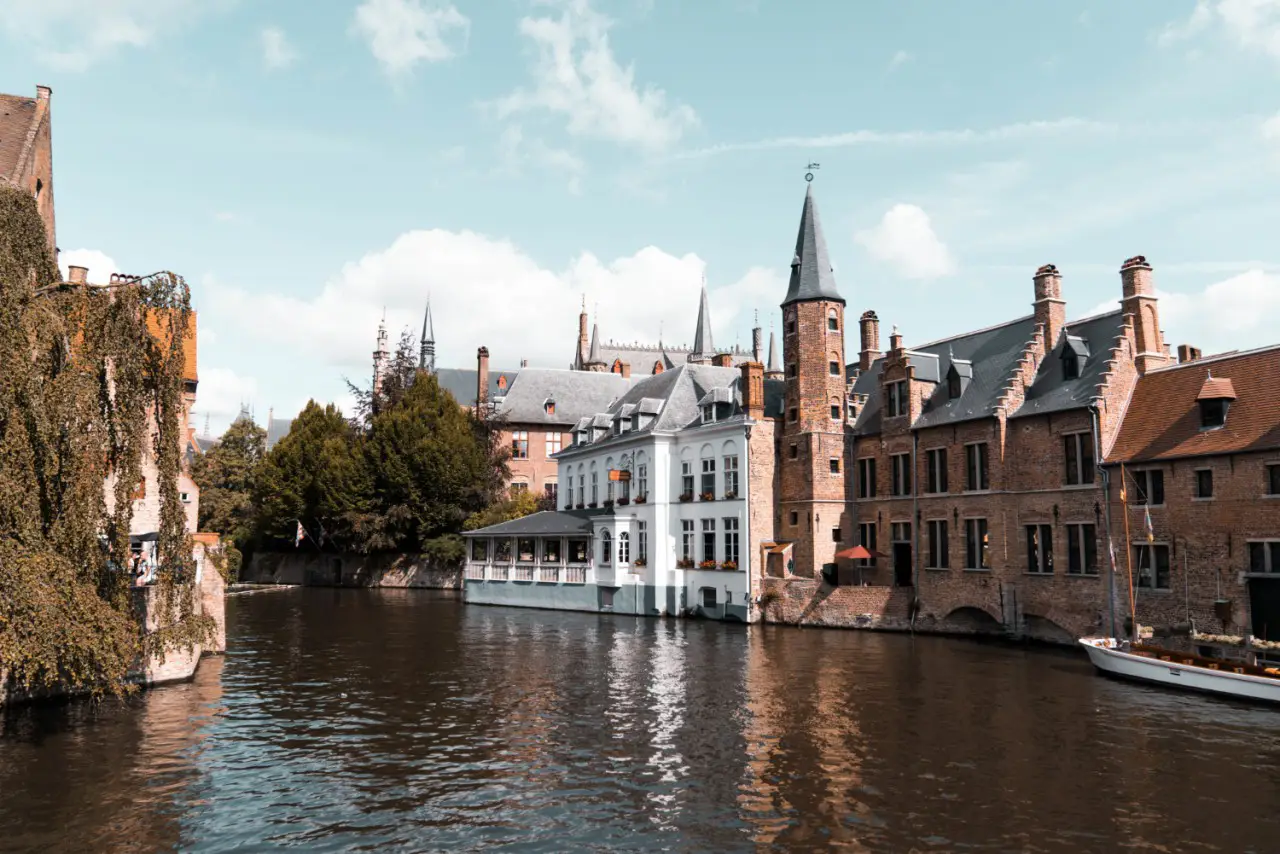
[1063,356,1079,380]
[1061,336,1089,381]
[1196,373,1237,431]
[948,373,961,398]
[946,359,972,400]
[544,398,556,415]
[631,413,640,431]
[702,404,715,424]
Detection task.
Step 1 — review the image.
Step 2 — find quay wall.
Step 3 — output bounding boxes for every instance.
[243,551,462,590]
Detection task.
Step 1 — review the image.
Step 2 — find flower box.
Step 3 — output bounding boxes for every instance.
[722,491,738,500]
[721,561,738,571]
[634,495,648,504]
[676,558,694,569]
[698,560,718,571]
[700,492,715,502]
[587,502,598,509]
[678,493,694,503]
[633,558,647,567]
[575,503,585,510]
[603,499,615,508]
[617,497,630,506]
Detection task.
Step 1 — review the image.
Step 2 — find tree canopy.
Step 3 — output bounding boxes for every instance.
[192,414,266,549]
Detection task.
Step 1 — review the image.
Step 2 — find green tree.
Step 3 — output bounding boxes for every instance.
[253,400,368,549]
[463,489,542,531]
[191,414,266,548]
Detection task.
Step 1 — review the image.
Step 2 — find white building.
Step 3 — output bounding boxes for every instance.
[463,360,783,621]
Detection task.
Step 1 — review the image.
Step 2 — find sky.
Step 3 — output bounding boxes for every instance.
[2,0,1279,434]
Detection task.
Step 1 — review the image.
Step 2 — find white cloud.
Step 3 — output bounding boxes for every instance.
[854,205,957,280]
[675,117,1117,160]
[205,229,783,387]
[213,211,237,223]
[352,0,469,79]
[888,50,911,70]
[190,367,260,432]
[261,26,298,70]
[497,125,586,194]
[0,0,217,71]
[1086,270,1280,357]
[1264,112,1280,143]
[493,0,698,151]
[58,248,119,283]
[1159,0,1280,58]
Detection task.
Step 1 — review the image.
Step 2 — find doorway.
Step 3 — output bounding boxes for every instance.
[893,542,913,587]
[1248,577,1280,641]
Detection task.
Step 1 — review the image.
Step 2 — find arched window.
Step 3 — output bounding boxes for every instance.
[590,462,599,505]
[605,456,616,502]
[636,451,649,500]
[699,443,716,497]
[829,351,842,377]
[828,307,839,332]
[577,464,586,507]
[830,396,843,421]
[720,440,740,498]
[679,447,694,498]
[618,531,630,563]
[600,530,612,564]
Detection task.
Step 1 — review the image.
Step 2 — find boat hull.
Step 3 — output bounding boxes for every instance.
[1079,638,1280,705]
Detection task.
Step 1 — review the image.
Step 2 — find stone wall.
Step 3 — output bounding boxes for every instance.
[244,550,462,589]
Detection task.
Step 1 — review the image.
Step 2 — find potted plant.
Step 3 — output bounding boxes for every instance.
[723,491,738,500]
[678,492,693,503]
[617,497,630,506]
[700,491,715,502]
[698,559,718,570]
[633,558,647,568]
[721,560,738,571]
[603,499,615,509]
[635,494,648,504]
[676,558,694,569]
[575,503,585,510]
[587,501,598,509]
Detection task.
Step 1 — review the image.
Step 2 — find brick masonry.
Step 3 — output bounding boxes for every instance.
[244,550,463,589]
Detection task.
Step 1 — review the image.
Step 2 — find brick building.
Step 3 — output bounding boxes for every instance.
[0,85,56,254]
[1103,344,1280,646]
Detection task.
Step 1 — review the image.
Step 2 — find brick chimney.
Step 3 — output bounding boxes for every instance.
[1032,263,1066,352]
[740,361,765,419]
[1120,255,1167,373]
[1177,344,1202,364]
[520,358,528,368]
[712,353,733,367]
[859,310,881,371]
[620,361,631,378]
[889,325,904,354]
[476,346,490,409]
[67,264,88,284]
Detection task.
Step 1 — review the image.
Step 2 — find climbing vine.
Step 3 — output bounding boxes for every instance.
[0,184,210,698]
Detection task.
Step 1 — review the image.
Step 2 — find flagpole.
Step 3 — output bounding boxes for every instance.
[1120,464,1138,645]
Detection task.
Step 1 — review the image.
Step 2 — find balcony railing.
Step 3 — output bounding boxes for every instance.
[538,567,558,583]
[565,566,586,584]
[513,566,534,582]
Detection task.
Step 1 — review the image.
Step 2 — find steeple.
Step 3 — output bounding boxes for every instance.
[782,183,844,307]
[751,310,763,364]
[585,323,606,372]
[575,294,589,369]
[372,312,389,395]
[688,283,715,364]
[419,297,436,372]
[766,329,782,379]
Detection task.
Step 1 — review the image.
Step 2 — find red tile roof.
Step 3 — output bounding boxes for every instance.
[1197,375,1237,400]
[0,92,38,180]
[1107,345,1280,463]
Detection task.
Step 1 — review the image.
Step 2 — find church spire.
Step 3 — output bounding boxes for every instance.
[419,297,436,372]
[372,313,389,395]
[688,283,715,364]
[782,182,844,307]
[766,329,782,379]
[585,323,606,372]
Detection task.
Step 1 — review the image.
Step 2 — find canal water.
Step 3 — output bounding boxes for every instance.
[2,589,1278,853]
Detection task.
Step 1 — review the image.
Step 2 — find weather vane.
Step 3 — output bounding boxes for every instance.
[805,162,820,182]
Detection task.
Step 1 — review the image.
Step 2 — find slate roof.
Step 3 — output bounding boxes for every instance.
[496,368,632,426]
[1107,345,1280,463]
[462,510,595,537]
[0,92,38,180]
[782,183,845,307]
[266,417,294,450]
[578,341,755,373]
[850,310,1126,434]
[436,366,518,408]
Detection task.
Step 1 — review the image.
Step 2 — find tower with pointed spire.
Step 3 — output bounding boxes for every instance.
[419,298,436,372]
[372,313,389,396]
[779,180,849,579]
[687,284,715,364]
[584,323,607,372]
[766,327,783,380]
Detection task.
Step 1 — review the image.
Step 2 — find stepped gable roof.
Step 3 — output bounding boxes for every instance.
[496,368,631,426]
[0,92,38,180]
[782,183,844,307]
[849,309,1125,434]
[436,367,517,408]
[1107,345,1280,463]
[462,510,595,537]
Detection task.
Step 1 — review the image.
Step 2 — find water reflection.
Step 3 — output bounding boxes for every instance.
[1,590,1278,853]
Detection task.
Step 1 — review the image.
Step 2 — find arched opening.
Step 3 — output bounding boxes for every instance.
[1024,614,1076,644]
[943,606,1004,635]
[600,530,612,564]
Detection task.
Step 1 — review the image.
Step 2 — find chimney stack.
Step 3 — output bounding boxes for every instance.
[859,310,881,371]
[1120,255,1167,373]
[1177,344,1202,364]
[740,361,765,420]
[476,346,490,409]
[889,325,904,353]
[520,358,528,368]
[67,264,88,284]
[712,353,733,368]
[1032,263,1066,352]
[620,361,631,378]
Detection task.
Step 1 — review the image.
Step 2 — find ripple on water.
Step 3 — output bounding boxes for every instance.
[2,590,1280,853]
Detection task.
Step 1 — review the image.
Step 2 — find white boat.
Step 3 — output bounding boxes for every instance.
[1080,637,1280,705]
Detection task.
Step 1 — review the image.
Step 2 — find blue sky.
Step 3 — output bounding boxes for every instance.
[2,0,1278,433]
